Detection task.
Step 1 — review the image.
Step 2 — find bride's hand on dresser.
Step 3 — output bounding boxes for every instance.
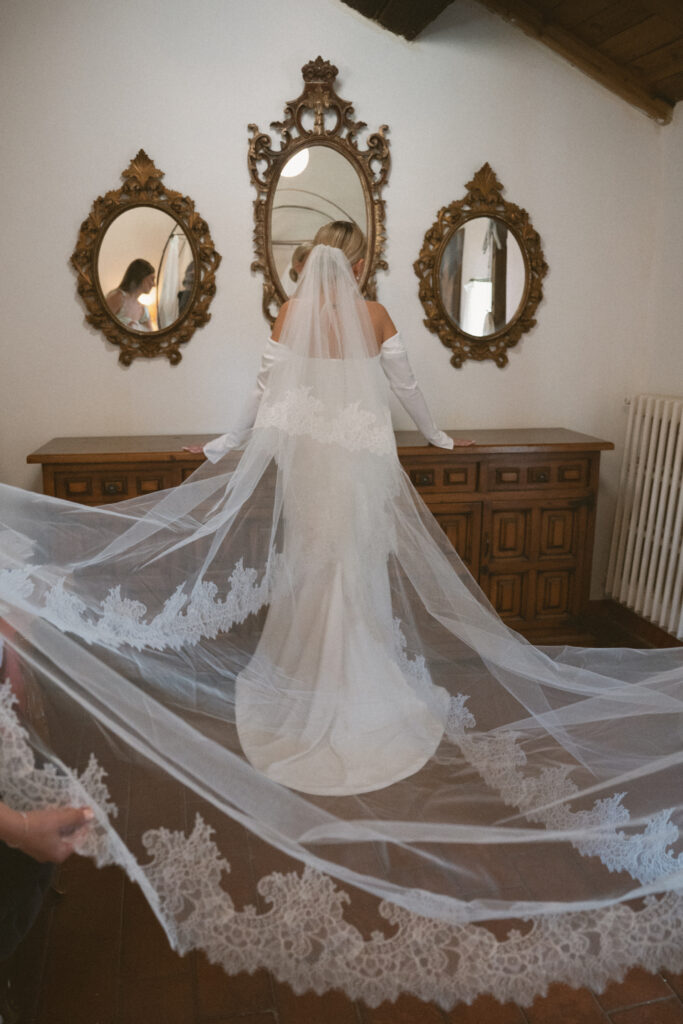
[182,445,205,454]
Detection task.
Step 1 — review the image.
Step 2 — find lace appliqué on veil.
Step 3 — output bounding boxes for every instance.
[0,558,279,652]
[0,568,34,602]
[143,816,683,1009]
[1,682,681,1010]
[0,683,117,865]
[255,386,394,455]
[446,695,683,885]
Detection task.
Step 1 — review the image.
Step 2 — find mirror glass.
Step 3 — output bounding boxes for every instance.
[97,207,196,333]
[270,144,367,296]
[438,216,525,337]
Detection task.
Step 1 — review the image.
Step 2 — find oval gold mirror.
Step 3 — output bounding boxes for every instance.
[270,143,368,298]
[72,151,221,365]
[415,164,547,368]
[249,57,390,324]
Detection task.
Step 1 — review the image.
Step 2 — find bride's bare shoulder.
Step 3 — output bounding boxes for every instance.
[271,300,294,341]
[365,301,397,343]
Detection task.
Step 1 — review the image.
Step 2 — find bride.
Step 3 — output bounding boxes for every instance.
[0,221,681,1009]
[191,221,476,795]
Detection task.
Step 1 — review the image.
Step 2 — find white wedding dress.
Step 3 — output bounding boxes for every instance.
[235,364,449,794]
[0,245,681,1009]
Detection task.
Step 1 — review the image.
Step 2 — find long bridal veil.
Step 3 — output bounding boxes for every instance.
[0,245,681,1008]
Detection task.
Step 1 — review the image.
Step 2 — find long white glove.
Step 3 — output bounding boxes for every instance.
[379,334,454,449]
[203,339,282,462]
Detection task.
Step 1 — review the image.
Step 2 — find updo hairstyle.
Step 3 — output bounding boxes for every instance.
[312,221,366,266]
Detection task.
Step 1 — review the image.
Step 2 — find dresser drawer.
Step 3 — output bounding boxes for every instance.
[485,456,591,492]
[52,465,180,504]
[400,458,478,496]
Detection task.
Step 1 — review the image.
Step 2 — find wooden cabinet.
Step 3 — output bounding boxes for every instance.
[396,428,613,640]
[28,428,613,642]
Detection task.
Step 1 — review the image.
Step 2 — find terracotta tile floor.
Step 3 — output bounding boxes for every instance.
[8,618,683,1023]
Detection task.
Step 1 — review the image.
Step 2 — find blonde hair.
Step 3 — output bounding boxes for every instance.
[312,221,366,266]
[289,243,312,283]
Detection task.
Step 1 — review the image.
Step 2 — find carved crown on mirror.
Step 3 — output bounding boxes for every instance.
[248,57,390,324]
[414,164,548,369]
[71,150,221,365]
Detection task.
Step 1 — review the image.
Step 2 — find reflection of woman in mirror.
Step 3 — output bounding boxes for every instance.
[288,243,312,284]
[106,258,155,331]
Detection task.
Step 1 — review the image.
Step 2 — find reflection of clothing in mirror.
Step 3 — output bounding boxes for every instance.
[177,264,195,317]
[106,288,151,331]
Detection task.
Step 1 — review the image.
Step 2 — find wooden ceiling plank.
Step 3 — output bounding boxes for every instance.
[545,0,615,31]
[600,15,680,63]
[638,0,683,34]
[529,0,565,11]
[651,69,683,101]
[572,1,652,48]
[475,0,674,121]
[633,36,683,79]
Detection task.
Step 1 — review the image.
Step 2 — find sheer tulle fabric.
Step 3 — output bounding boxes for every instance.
[0,246,681,1008]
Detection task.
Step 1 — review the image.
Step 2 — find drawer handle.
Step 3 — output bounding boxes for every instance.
[535,472,549,483]
[104,482,122,494]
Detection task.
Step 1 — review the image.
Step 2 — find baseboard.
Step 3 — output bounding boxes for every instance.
[585,599,683,649]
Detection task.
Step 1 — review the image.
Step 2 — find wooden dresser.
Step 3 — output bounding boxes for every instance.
[28,429,613,642]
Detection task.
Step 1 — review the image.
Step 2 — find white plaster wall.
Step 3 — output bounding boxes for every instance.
[643,104,683,397]
[0,0,680,596]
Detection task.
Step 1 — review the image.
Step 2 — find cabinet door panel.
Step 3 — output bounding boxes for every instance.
[536,569,578,619]
[490,509,531,560]
[487,572,529,625]
[538,500,589,566]
[539,507,576,558]
[433,504,482,575]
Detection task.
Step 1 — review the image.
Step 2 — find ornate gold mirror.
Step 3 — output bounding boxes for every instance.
[249,57,390,323]
[414,164,547,368]
[72,151,221,365]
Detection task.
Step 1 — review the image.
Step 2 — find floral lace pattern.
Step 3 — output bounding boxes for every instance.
[0,683,117,865]
[0,682,681,1010]
[446,696,683,886]
[0,558,279,652]
[255,386,394,455]
[0,567,35,603]
[393,618,433,690]
[146,829,683,1009]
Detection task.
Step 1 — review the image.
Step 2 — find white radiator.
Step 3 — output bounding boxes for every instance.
[606,394,683,640]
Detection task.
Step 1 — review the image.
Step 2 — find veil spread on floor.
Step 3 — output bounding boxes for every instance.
[0,245,681,1008]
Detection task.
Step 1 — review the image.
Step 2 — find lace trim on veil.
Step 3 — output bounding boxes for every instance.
[445,695,683,885]
[0,559,280,652]
[255,386,395,455]
[2,558,679,887]
[0,683,681,1010]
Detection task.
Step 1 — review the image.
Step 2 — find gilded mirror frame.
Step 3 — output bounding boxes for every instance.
[414,164,548,369]
[249,57,390,324]
[71,151,221,365]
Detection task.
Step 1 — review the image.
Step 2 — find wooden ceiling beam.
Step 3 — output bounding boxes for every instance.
[340,0,455,40]
[639,0,683,35]
[475,0,675,123]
